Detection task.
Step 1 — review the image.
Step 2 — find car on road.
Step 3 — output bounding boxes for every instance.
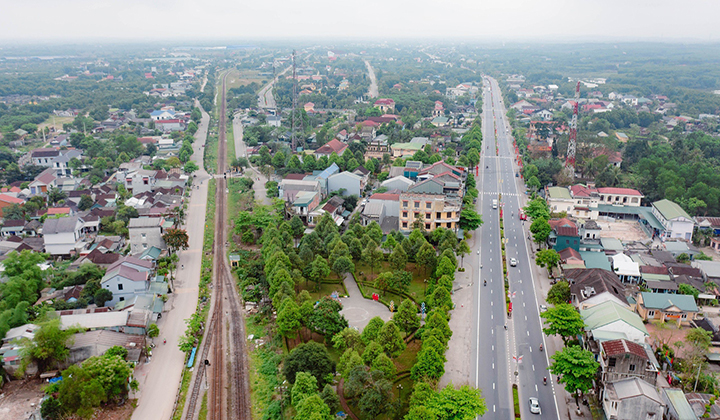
[510,258,517,267]
[529,397,541,414]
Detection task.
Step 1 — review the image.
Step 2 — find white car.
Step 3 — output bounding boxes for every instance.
[540,305,547,313]
[510,258,518,267]
[529,397,541,414]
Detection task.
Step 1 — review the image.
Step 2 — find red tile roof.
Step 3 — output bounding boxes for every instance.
[548,218,578,237]
[596,187,642,196]
[640,265,669,275]
[315,138,348,155]
[370,193,400,201]
[601,339,648,360]
[47,207,70,215]
[0,194,24,204]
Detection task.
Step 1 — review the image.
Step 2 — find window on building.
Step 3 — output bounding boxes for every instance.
[143,243,148,249]
[425,223,431,230]
[681,313,687,319]
[608,357,616,367]
[414,212,420,218]
[425,213,431,220]
[447,223,451,228]
[119,297,125,301]
[143,177,149,185]
[141,233,147,239]
[414,201,420,208]
[118,284,124,291]
[628,364,636,372]
[648,310,655,317]
[402,222,408,228]
[447,212,452,218]
[426,202,431,209]
[436,212,441,219]
[403,201,409,207]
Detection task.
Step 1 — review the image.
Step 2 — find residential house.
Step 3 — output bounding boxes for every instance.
[696,217,720,236]
[381,176,414,192]
[128,217,166,255]
[68,330,145,364]
[314,139,348,157]
[690,260,720,284]
[399,193,461,232]
[566,268,628,310]
[43,216,85,256]
[548,218,580,252]
[0,194,24,216]
[391,141,424,158]
[373,98,395,113]
[599,339,659,385]
[121,169,157,195]
[663,388,699,420]
[602,378,665,420]
[581,300,649,344]
[29,168,58,195]
[685,393,720,419]
[327,171,363,197]
[364,136,389,160]
[100,264,149,307]
[611,254,642,284]
[559,247,585,269]
[360,193,400,233]
[30,148,61,167]
[635,292,698,325]
[288,191,320,222]
[51,149,83,177]
[150,109,176,121]
[652,199,695,242]
[1,219,26,238]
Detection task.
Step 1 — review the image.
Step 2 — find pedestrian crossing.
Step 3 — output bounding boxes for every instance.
[479,191,521,197]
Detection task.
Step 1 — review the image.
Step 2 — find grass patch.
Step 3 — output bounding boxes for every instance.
[355,261,430,304]
[226,117,236,163]
[171,368,193,420]
[203,179,217,251]
[298,281,346,301]
[198,393,208,420]
[204,132,218,173]
[226,69,266,89]
[247,314,283,420]
[512,384,520,418]
[38,115,74,131]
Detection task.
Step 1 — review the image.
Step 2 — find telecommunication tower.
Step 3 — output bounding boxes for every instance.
[565,81,581,173]
[291,50,298,152]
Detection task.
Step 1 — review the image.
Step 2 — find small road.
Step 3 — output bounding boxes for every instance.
[257,66,291,109]
[232,114,272,206]
[364,60,378,98]
[130,100,211,420]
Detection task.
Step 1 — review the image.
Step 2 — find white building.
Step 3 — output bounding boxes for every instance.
[652,199,695,242]
[43,216,85,256]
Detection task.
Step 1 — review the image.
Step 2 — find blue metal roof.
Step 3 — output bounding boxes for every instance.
[317,163,339,180]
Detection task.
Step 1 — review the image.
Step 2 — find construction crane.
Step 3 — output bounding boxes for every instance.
[565,81,581,173]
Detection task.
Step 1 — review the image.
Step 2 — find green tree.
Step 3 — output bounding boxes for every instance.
[457,240,471,267]
[308,255,331,291]
[332,327,363,353]
[291,371,319,406]
[547,281,571,305]
[530,217,552,245]
[78,195,94,211]
[295,394,331,420]
[541,303,585,344]
[429,285,453,313]
[372,353,397,379]
[417,242,437,275]
[320,384,341,414]
[93,288,113,307]
[382,234,398,253]
[337,348,364,379]
[332,255,355,279]
[162,228,189,253]
[394,299,420,337]
[679,283,700,299]
[277,297,302,340]
[535,249,561,274]
[376,320,406,358]
[361,240,383,275]
[527,175,541,191]
[290,215,305,244]
[549,346,599,407]
[524,197,550,220]
[389,243,408,271]
[41,396,62,420]
[362,317,384,344]
[308,297,348,342]
[435,256,456,278]
[362,341,383,365]
[427,384,487,420]
[282,341,335,387]
[411,345,445,382]
[19,319,73,375]
[147,323,160,339]
[184,161,199,173]
[459,208,483,232]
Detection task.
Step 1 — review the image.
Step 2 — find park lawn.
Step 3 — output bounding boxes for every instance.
[226,69,266,89]
[354,261,430,304]
[298,281,345,302]
[38,115,74,131]
[394,340,420,373]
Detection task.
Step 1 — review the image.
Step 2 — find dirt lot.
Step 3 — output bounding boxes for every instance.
[595,219,650,242]
[0,379,136,420]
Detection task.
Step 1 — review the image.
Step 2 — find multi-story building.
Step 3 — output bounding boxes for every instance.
[651,199,695,242]
[399,193,461,232]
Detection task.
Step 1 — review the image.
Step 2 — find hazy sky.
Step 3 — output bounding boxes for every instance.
[2,0,720,43]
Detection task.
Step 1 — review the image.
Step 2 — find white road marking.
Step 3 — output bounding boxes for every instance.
[533,365,535,371]
[527,331,530,336]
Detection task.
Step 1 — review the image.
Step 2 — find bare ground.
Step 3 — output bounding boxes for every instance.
[595,219,650,242]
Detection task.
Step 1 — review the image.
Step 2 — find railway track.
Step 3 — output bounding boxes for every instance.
[184,71,251,420]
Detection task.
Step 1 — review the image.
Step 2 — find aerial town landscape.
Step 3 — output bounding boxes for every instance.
[2,3,720,420]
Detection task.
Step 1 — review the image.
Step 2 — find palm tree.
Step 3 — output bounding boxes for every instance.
[605,166,622,186]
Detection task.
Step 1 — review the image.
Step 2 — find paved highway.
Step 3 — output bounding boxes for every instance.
[476,77,561,419]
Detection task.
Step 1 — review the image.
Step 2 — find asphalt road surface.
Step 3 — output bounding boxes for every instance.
[476,77,561,419]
